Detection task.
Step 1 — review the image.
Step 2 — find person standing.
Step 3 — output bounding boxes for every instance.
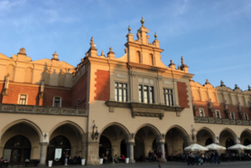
[214,151,220,164]
[157,149,162,168]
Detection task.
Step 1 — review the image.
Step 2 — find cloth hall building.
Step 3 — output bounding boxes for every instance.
[0,19,251,166]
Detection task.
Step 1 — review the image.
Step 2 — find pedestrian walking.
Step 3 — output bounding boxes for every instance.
[157,149,162,167]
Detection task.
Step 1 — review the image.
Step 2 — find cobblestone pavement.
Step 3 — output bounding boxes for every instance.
[28,161,251,168]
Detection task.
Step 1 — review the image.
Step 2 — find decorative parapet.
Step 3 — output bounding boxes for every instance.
[0,103,88,117]
[194,116,251,126]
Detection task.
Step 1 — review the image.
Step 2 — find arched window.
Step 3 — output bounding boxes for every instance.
[136,51,141,63]
[149,54,154,65]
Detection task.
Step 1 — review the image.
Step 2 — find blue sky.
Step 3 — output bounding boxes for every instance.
[0,0,250,90]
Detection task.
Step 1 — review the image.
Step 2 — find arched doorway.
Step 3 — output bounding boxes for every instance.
[4,135,31,164]
[47,136,71,161]
[99,136,111,158]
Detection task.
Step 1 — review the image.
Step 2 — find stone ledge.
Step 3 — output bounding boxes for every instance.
[0,103,88,117]
[105,101,184,119]
[194,116,250,126]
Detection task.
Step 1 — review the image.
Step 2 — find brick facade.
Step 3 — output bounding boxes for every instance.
[177,82,190,108]
[1,83,40,105]
[71,75,88,108]
[43,87,72,107]
[94,70,110,101]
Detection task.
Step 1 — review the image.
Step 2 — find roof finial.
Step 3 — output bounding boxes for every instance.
[220,80,226,87]
[141,17,145,26]
[128,25,131,33]
[248,85,251,91]
[205,79,210,84]
[154,32,157,39]
[101,50,105,56]
[90,37,96,49]
[181,56,184,65]
[235,84,240,90]
[51,51,59,61]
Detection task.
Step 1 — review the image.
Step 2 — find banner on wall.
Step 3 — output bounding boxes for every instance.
[54,148,62,160]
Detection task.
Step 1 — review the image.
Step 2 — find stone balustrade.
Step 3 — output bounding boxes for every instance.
[194,116,250,125]
[0,103,88,117]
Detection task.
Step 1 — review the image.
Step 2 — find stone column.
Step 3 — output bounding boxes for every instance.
[127,142,135,163]
[38,142,48,167]
[86,141,100,165]
[158,142,167,162]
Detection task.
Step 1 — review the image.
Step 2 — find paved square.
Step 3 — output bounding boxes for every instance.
[38,161,251,168]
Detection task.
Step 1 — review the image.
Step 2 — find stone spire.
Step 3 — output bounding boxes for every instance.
[51,51,59,61]
[180,56,189,73]
[136,17,150,44]
[101,51,105,57]
[107,47,115,59]
[152,32,159,48]
[126,25,134,42]
[87,37,98,57]
[169,60,175,70]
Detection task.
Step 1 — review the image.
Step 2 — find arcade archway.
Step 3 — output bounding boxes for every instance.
[165,126,189,156]
[99,123,130,159]
[196,128,215,146]
[134,125,161,161]
[1,122,40,164]
[4,135,31,164]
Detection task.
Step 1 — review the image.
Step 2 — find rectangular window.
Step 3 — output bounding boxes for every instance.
[149,86,154,104]
[53,97,61,107]
[143,86,148,103]
[115,82,128,102]
[139,85,142,102]
[199,108,205,117]
[138,85,154,104]
[19,95,27,105]
[244,114,248,120]
[230,112,235,119]
[163,89,174,106]
[215,110,221,118]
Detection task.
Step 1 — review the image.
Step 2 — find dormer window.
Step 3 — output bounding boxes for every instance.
[53,97,62,107]
[230,112,235,119]
[199,108,205,117]
[19,94,27,105]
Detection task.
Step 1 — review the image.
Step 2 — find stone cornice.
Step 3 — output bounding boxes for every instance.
[124,41,164,53]
[127,62,167,73]
[194,116,250,126]
[105,101,184,120]
[0,103,88,117]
